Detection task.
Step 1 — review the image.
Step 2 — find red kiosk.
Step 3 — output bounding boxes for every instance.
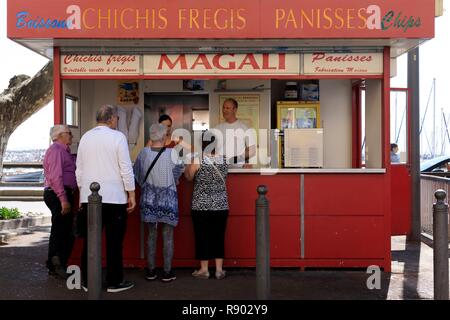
[7,0,438,272]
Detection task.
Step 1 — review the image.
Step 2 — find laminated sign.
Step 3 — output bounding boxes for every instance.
[118,80,139,105]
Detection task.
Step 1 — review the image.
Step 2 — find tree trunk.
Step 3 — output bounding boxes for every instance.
[0,61,53,178]
[0,133,11,178]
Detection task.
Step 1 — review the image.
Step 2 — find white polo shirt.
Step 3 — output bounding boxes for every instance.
[76,126,135,204]
[213,120,255,166]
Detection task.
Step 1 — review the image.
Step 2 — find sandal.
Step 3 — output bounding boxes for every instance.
[215,270,226,280]
[192,270,210,279]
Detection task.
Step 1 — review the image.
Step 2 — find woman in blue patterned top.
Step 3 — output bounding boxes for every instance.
[134,123,184,282]
[185,130,229,280]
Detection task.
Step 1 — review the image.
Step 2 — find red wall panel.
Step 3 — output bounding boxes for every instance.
[305,174,385,215]
[227,174,300,216]
[70,173,389,269]
[304,216,384,259]
[390,165,411,235]
[224,216,301,260]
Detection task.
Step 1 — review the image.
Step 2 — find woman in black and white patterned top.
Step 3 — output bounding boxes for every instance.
[185,131,229,280]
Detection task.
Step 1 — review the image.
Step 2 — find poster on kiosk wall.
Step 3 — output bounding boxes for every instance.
[218,95,260,132]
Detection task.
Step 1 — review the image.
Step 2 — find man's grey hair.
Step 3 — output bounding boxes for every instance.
[149,123,168,142]
[96,105,118,123]
[49,125,69,141]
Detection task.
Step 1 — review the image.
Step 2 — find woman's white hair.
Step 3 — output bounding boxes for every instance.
[49,125,69,141]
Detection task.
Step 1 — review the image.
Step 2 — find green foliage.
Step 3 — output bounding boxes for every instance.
[0,207,21,220]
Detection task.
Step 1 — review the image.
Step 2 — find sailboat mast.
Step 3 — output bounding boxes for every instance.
[441,108,444,155]
[433,78,436,157]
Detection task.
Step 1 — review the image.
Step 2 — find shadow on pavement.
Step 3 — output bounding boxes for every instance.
[391,239,422,300]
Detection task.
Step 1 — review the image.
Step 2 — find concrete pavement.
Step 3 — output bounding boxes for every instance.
[0,227,446,300]
[0,201,51,244]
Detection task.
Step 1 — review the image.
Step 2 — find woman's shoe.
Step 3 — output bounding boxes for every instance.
[145,268,157,281]
[215,270,226,280]
[192,270,210,279]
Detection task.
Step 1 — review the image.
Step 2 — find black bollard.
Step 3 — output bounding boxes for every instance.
[433,189,449,300]
[88,182,102,300]
[256,185,270,300]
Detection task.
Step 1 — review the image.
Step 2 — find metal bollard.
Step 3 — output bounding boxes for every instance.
[88,182,102,300]
[433,189,449,300]
[256,185,270,300]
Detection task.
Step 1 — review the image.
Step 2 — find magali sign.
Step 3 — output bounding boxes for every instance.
[7,0,434,39]
[143,54,300,76]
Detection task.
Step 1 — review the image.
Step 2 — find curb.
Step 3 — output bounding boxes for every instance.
[0,190,43,197]
[0,186,44,201]
[0,215,51,231]
[0,196,44,201]
[0,224,51,244]
[421,232,450,249]
[421,232,434,248]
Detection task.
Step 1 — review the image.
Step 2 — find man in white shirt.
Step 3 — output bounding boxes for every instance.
[76,104,136,293]
[213,98,256,167]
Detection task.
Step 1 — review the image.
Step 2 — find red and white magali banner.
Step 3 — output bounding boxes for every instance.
[60,54,141,75]
[60,53,385,76]
[303,52,383,75]
[143,53,300,76]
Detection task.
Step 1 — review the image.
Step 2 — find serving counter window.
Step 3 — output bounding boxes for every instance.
[61,76,385,171]
[270,79,384,171]
[356,80,385,169]
[390,89,409,164]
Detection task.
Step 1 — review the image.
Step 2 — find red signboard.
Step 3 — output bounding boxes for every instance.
[7,0,434,39]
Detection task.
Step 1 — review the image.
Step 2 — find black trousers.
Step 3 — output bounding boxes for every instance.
[79,203,128,287]
[191,210,228,260]
[43,188,75,270]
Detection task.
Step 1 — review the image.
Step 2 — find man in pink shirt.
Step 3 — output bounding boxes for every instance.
[43,125,77,279]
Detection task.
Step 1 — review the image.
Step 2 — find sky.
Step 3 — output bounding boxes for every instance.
[0,0,53,151]
[0,1,449,153]
[415,2,450,157]
[388,0,450,157]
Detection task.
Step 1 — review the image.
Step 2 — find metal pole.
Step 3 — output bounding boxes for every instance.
[271,129,279,169]
[256,185,270,300]
[432,78,436,157]
[408,47,421,242]
[88,182,102,300]
[433,190,449,300]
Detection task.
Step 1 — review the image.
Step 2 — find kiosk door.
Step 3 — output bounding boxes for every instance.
[390,88,411,235]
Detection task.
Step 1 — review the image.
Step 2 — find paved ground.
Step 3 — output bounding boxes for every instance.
[0,225,447,300]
